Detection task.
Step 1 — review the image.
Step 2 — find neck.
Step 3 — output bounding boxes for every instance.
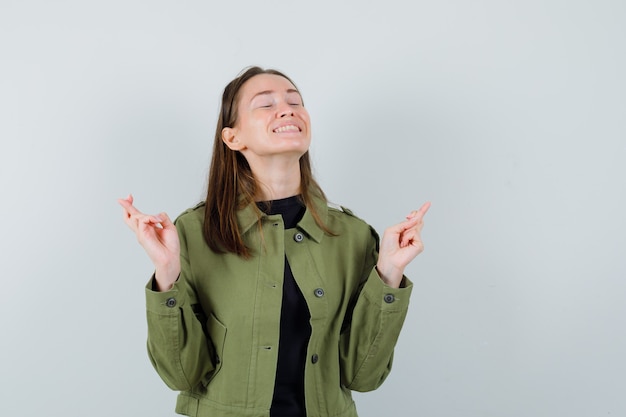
[247,156,302,201]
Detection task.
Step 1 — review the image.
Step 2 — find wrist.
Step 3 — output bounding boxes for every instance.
[375,263,403,288]
[154,261,181,292]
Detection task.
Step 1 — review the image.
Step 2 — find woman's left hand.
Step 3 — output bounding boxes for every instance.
[376,201,431,288]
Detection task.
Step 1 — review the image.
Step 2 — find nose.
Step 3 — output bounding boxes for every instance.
[277,102,294,118]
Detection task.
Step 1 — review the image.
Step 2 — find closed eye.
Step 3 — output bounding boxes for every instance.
[255,101,273,108]
[286,91,303,107]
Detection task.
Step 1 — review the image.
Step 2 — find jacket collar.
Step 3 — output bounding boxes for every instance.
[236,194,327,244]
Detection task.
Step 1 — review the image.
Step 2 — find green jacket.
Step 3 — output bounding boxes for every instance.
[145,196,413,417]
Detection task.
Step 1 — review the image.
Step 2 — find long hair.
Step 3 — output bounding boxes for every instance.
[203,66,333,257]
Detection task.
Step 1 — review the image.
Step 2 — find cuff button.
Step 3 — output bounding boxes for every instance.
[383,294,395,304]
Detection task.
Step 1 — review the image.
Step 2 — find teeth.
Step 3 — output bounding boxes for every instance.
[273,125,300,133]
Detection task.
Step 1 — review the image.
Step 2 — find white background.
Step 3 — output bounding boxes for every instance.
[1,1,625,416]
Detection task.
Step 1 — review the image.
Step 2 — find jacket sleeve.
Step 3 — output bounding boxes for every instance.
[338,227,413,392]
[144,219,216,391]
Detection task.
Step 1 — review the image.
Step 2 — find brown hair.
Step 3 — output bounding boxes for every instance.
[203,66,333,257]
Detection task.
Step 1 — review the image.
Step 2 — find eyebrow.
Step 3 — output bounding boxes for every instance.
[250,88,301,101]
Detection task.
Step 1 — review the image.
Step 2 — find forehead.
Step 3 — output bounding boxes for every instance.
[240,73,298,98]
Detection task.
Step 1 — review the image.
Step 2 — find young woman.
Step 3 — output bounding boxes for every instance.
[118,66,430,417]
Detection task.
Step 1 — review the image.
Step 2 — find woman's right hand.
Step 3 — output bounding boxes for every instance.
[118,194,181,291]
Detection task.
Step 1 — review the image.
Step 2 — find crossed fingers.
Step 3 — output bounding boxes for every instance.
[399,201,431,248]
[118,194,165,234]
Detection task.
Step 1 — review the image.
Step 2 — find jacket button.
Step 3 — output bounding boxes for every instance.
[311,354,319,364]
[383,294,395,304]
[314,288,324,297]
[293,232,304,242]
[165,297,177,308]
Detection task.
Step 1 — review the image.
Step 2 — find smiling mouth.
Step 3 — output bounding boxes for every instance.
[273,125,301,133]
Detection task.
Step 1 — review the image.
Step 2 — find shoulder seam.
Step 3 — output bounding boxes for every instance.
[327,202,359,218]
[327,202,344,212]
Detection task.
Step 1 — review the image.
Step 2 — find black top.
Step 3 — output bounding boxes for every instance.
[258,196,311,417]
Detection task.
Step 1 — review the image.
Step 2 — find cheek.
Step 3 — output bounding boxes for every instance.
[238,115,268,136]
[248,113,271,128]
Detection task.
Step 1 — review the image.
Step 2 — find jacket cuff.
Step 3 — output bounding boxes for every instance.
[145,274,184,315]
[363,268,413,311]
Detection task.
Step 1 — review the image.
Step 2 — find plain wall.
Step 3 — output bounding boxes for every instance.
[1,0,625,416]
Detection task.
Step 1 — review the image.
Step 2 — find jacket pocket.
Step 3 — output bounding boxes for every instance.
[202,313,227,387]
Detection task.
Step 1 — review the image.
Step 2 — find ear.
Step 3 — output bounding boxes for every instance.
[222,127,246,151]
